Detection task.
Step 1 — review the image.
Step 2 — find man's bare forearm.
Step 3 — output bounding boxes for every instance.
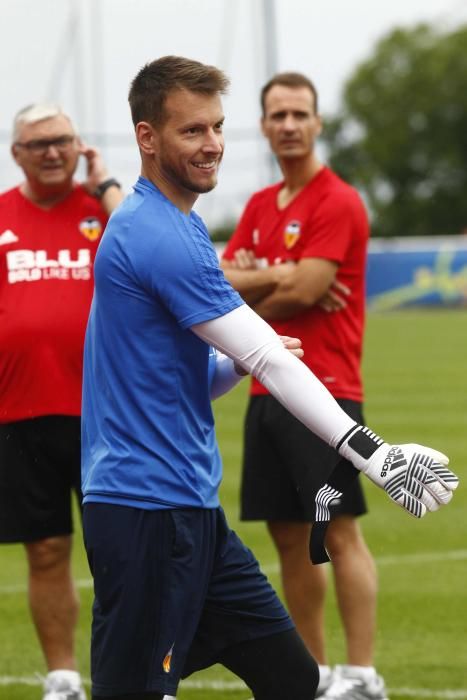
[253,287,314,320]
[222,267,278,305]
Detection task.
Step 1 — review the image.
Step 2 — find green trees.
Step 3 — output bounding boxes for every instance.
[324,24,467,237]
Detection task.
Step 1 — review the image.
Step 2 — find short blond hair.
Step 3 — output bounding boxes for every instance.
[12,103,77,142]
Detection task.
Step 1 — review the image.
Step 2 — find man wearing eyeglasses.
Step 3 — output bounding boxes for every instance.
[0,103,124,700]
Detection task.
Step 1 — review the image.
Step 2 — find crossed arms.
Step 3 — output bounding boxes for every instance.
[221,249,349,320]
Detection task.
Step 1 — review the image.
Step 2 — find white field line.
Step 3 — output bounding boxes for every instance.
[260,547,467,575]
[0,577,92,594]
[1,548,467,594]
[0,676,466,698]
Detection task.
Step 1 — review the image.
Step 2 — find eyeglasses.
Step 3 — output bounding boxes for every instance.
[14,135,76,156]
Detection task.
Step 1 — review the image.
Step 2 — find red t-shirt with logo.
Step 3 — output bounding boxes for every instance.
[223,167,369,401]
[0,185,108,422]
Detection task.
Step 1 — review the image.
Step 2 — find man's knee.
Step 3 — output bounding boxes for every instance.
[218,628,319,700]
[25,535,72,573]
[326,515,369,561]
[267,521,310,556]
[325,515,361,551]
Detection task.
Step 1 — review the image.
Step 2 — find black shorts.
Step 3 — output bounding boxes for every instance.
[83,504,293,697]
[0,416,82,543]
[241,396,367,521]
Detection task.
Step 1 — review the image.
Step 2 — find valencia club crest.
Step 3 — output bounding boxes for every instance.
[79,217,103,242]
[283,220,301,249]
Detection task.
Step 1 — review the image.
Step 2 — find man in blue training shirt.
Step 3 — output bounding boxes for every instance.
[81,56,458,700]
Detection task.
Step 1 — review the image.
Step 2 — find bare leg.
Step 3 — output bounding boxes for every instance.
[267,521,328,663]
[25,535,79,670]
[268,516,378,668]
[325,515,378,666]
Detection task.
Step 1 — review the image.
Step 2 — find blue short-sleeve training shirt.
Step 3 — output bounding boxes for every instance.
[81,177,243,509]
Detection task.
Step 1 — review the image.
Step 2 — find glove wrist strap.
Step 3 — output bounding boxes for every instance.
[338,425,385,469]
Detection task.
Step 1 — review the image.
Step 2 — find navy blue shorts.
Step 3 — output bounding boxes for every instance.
[83,504,293,697]
[241,396,367,521]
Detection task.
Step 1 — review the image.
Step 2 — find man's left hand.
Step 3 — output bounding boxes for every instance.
[339,428,459,517]
[318,279,350,312]
[79,143,110,194]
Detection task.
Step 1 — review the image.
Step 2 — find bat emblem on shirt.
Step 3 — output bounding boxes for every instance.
[283,220,301,249]
[79,217,103,242]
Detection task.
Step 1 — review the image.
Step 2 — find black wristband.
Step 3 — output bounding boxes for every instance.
[93,178,121,199]
[347,427,383,458]
[336,424,383,458]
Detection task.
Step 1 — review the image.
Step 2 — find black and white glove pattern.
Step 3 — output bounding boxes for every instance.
[337,425,459,517]
[314,484,343,522]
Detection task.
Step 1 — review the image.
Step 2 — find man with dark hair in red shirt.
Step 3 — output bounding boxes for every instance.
[0,103,123,700]
[221,73,386,700]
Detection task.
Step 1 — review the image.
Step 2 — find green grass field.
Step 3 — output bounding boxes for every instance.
[1,310,466,700]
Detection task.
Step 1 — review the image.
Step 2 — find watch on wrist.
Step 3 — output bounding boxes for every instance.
[93,178,122,199]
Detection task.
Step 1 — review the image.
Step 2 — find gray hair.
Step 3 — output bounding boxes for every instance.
[12,103,77,142]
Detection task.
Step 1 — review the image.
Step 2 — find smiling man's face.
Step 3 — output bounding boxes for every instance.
[151,88,225,204]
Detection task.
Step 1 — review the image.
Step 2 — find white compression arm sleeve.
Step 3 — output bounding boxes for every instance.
[210,351,245,400]
[192,304,356,449]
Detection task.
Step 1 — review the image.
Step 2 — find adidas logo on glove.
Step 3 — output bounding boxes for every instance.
[380,446,407,478]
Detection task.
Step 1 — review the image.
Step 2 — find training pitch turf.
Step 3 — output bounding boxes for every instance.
[0,310,465,700]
